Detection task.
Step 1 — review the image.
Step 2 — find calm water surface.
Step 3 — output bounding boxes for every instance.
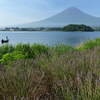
[0,31,100,45]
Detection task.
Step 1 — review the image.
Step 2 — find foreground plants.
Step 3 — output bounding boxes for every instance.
[0,38,100,100]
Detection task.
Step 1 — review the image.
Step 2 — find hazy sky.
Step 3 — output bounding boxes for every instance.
[0,0,100,26]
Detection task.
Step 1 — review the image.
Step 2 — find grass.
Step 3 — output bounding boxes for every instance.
[0,38,100,100]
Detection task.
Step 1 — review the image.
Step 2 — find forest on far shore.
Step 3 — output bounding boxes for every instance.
[62,24,94,31]
[0,24,95,31]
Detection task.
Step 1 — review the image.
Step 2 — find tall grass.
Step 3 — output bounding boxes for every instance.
[77,38,100,50]
[0,38,100,100]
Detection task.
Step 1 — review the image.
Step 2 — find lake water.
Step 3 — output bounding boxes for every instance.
[0,31,100,45]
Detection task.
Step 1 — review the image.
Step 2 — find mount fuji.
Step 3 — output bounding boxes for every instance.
[18,7,100,27]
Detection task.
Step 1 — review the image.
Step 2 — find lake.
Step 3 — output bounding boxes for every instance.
[0,31,100,45]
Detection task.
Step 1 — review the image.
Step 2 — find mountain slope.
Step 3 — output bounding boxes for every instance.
[19,7,100,27]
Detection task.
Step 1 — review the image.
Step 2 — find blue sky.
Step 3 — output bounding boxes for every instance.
[0,0,99,26]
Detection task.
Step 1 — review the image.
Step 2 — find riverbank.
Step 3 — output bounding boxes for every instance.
[0,38,100,100]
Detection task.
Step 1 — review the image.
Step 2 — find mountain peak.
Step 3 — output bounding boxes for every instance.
[67,7,79,10]
[64,7,82,13]
[59,7,86,17]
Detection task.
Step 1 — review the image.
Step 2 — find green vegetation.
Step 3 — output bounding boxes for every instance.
[0,24,95,32]
[0,38,100,100]
[62,24,94,32]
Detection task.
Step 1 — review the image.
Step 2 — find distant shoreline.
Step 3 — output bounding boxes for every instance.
[0,24,97,32]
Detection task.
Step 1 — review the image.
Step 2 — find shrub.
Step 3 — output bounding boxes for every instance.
[77,38,100,50]
[0,44,15,59]
[30,43,49,58]
[0,51,26,65]
[15,43,31,57]
[95,38,100,45]
[51,44,75,55]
